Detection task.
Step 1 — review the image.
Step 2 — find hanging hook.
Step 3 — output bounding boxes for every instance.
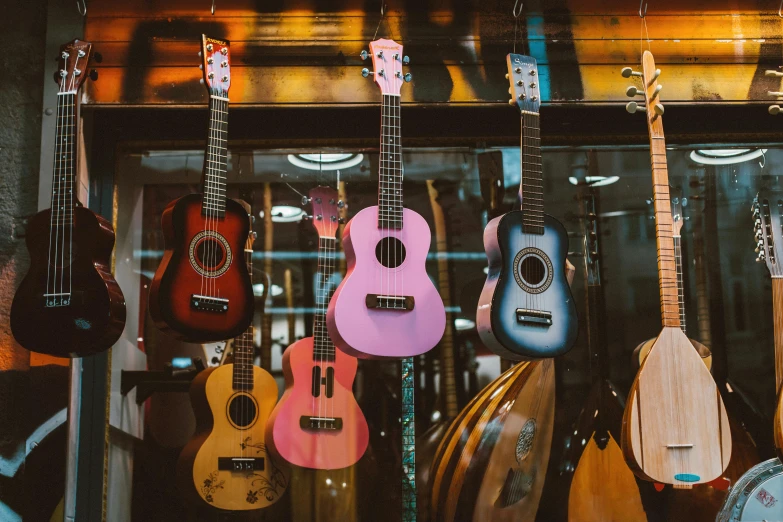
[759,149,767,169]
[512,0,523,18]
[778,0,783,18]
[639,0,648,18]
[211,0,216,15]
[76,0,87,16]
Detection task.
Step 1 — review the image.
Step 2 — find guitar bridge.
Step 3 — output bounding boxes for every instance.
[515,309,552,326]
[365,294,415,311]
[300,416,343,431]
[218,457,264,471]
[190,294,229,313]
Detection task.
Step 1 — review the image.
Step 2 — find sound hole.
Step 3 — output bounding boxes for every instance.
[228,394,257,428]
[375,237,407,269]
[196,238,226,269]
[519,256,546,286]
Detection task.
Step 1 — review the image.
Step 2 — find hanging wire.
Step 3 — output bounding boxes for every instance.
[639,0,651,58]
[639,0,648,18]
[76,0,87,16]
[512,0,523,53]
[778,0,783,18]
[211,0,216,15]
[373,2,388,41]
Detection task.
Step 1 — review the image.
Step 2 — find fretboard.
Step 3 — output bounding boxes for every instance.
[233,246,254,390]
[51,93,77,224]
[314,237,338,362]
[202,94,229,218]
[518,111,544,235]
[673,235,687,334]
[650,139,680,327]
[378,94,403,230]
[772,278,783,391]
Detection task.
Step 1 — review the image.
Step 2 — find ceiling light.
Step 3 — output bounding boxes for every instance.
[568,176,620,187]
[689,148,766,165]
[171,357,193,369]
[259,205,305,223]
[252,283,284,297]
[454,318,476,330]
[287,153,364,171]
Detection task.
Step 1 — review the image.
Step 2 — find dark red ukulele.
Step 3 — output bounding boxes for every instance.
[149,35,252,342]
[11,39,126,357]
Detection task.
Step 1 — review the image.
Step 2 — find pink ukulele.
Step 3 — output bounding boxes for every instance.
[327,39,446,359]
[266,187,369,470]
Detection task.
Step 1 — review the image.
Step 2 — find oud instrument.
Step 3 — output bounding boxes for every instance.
[476,54,578,361]
[11,38,126,357]
[266,187,369,470]
[620,51,731,487]
[327,38,446,359]
[177,212,288,511]
[149,35,253,342]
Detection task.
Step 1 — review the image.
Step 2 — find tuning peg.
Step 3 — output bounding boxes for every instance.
[402,56,410,65]
[626,101,645,114]
[198,51,202,57]
[648,69,661,84]
[93,52,103,64]
[199,64,203,70]
[361,68,372,78]
[338,217,346,224]
[653,103,665,116]
[766,69,783,78]
[199,78,205,85]
[301,196,311,206]
[337,200,345,209]
[621,67,643,78]
[770,105,781,115]
[404,73,412,82]
[756,230,763,240]
[626,86,645,97]
[769,91,783,97]
[757,253,766,263]
[651,84,663,99]
[302,214,313,221]
[88,69,98,81]
[360,50,369,61]
[756,239,764,252]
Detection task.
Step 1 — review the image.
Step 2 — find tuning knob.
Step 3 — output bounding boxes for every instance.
[769,91,783,97]
[755,230,763,240]
[404,73,412,82]
[770,105,781,115]
[653,103,665,116]
[648,69,661,83]
[301,196,311,206]
[651,84,663,99]
[757,254,766,263]
[626,101,645,114]
[338,217,346,224]
[402,56,410,65]
[361,68,372,78]
[302,214,313,221]
[337,200,345,209]
[756,239,764,253]
[766,69,783,78]
[360,50,369,61]
[626,86,644,97]
[621,67,643,78]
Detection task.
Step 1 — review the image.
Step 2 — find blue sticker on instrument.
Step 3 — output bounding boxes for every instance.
[674,473,700,482]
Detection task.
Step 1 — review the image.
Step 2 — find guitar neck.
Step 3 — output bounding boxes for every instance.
[378,94,403,230]
[260,183,273,371]
[314,237,338,362]
[51,92,78,221]
[233,246,254,389]
[401,357,417,522]
[673,235,687,334]
[202,95,229,217]
[772,278,783,391]
[518,111,544,235]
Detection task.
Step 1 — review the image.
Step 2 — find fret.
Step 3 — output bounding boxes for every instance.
[378,94,404,229]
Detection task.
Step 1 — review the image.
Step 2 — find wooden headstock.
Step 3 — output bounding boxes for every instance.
[307,186,341,239]
[506,54,541,114]
[363,39,409,96]
[201,35,231,95]
[753,191,783,277]
[56,39,93,94]
[622,50,665,134]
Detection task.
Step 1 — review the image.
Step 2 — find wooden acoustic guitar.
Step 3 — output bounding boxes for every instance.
[632,188,712,370]
[149,35,253,342]
[11,39,126,357]
[477,54,578,361]
[177,219,288,511]
[620,51,731,487]
[566,171,649,522]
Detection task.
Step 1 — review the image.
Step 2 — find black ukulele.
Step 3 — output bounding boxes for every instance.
[11,39,126,357]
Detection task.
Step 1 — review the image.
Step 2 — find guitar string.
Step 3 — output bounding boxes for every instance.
[63,60,80,305]
[67,92,73,302]
[53,74,68,306]
[49,79,63,306]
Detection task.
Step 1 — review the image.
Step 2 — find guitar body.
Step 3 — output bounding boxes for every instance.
[633,336,712,371]
[430,360,554,522]
[149,193,253,342]
[478,211,578,360]
[622,326,731,485]
[266,336,369,469]
[177,364,288,510]
[11,207,126,357]
[327,205,446,359]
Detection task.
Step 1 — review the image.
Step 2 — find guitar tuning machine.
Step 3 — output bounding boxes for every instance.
[360,50,369,61]
[626,101,645,114]
[769,105,781,115]
[361,68,373,78]
[316,214,323,221]
[765,68,783,78]
[302,214,313,221]
[621,67,643,78]
[337,200,345,209]
[338,217,345,224]
[302,196,312,206]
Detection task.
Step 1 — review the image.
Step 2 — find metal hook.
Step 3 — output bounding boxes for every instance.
[76,0,87,16]
[639,0,648,18]
[513,0,523,18]
[760,149,767,169]
[778,0,783,18]
[211,0,216,15]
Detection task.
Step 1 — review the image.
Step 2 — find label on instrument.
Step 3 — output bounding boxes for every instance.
[755,488,778,508]
[674,473,700,482]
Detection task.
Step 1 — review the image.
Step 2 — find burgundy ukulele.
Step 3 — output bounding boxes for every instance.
[11,39,126,357]
[149,35,253,342]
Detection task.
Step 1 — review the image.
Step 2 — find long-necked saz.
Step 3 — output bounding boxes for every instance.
[476,54,578,361]
[327,38,445,359]
[565,173,649,522]
[149,35,253,342]
[266,187,369,470]
[620,51,731,487]
[11,38,126,357]
[177,212,288,511]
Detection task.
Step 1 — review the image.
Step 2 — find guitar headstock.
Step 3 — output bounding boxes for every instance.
[201,35,231,95]
[622,51,665,136]
[305,186,341,239]
[753,191,783,276]
[362,39,410,95]
[765,66,783,115]
[506,54,540,113]
[56,39,93,94]
[670,187,686,237]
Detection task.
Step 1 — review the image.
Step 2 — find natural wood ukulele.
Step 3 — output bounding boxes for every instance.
[620,51,731,487]
[177,216,288,511]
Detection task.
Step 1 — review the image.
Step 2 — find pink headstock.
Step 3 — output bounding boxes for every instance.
[201,34,231,94]
[55,39,93,94]
[367,39,408,96]
[308,186,341,239]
